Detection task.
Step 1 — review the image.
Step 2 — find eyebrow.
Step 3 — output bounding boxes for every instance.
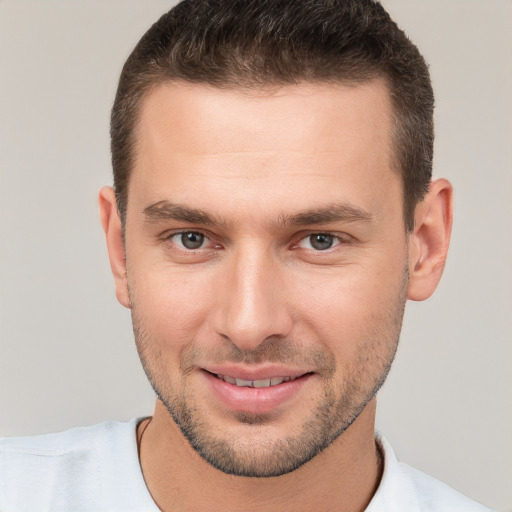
[279,203,373,227]
[143,200,373,229]
[143,201,229,228]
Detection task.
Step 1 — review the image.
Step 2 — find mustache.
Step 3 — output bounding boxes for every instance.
[129,298,336,377]
[179,336,336,377]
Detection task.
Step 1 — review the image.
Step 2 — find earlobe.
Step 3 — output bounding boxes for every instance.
[407,179,453,301]
[98,186,131,309]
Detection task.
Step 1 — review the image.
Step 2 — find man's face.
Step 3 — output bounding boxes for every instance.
[124,80,409,477]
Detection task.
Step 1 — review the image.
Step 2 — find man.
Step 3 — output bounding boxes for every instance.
[0,1,494,511]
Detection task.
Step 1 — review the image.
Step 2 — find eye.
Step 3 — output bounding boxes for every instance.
[171,231,207,250]
[297,233,341,251]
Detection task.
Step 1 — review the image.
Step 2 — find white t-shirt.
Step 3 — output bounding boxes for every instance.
[0,419,492,512]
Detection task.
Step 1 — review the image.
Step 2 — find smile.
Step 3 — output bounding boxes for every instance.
[214,373,299,388]
[203,369,313,414]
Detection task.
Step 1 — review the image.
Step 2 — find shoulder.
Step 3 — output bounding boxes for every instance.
[395,462,493,512]
[368,433,493,512]
[0,419,137,479]
[1,419,135,454]
[0,419,154,512]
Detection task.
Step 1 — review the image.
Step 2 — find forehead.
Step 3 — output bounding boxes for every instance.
[136,79,393,156]
[129,79,399,223]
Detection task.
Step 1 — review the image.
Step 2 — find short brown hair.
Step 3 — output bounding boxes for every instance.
[111,0,434,231]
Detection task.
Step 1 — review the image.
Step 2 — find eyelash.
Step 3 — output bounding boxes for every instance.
[164,230,348,253]
[166,231,217,251]
[294,233,343,251]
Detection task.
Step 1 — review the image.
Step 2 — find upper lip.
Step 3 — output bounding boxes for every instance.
[202,365,311,381]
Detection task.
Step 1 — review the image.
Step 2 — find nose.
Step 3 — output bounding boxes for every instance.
[211,243,293,351]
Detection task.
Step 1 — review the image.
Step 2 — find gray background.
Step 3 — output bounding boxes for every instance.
[0,1,510,511]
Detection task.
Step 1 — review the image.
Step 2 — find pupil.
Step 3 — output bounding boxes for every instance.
[181,232,204,249]
[310,234,333,250]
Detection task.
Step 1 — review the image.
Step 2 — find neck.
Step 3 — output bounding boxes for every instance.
[139,399,382,512]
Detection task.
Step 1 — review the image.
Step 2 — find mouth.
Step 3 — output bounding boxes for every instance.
[209,372,302,389]
[201,368,313,414]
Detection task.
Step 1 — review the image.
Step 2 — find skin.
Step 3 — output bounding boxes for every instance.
[100,79,452,512]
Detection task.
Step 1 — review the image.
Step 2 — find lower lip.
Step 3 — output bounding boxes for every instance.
[202,371,312,415]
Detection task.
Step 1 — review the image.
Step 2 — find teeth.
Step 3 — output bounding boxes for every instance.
[253,378,271,388]
[235,378,253,387]
[217,374,298,388]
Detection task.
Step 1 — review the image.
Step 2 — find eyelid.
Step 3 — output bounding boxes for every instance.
[163,229,220,251]
[160,228,354,252]
[292,231,352,251]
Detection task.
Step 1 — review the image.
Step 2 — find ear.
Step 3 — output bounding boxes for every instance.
[99,186,131,308]
[407,178,453,301]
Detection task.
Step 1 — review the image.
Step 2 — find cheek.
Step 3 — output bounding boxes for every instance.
[291,259,406,353]
[128,262,218,347]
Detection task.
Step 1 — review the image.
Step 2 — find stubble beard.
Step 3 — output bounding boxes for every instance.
[130,270,407,478]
